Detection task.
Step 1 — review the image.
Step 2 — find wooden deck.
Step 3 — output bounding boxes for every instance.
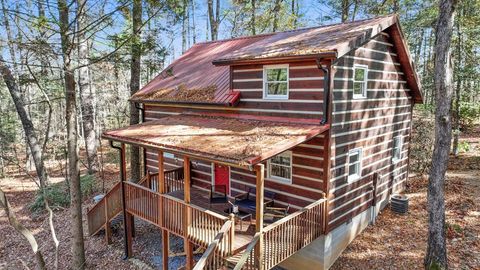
[167,187,254,252]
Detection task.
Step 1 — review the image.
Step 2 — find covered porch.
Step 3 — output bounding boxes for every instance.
[102,113,329,270]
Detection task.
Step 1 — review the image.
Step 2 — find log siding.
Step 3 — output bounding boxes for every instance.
[140,32,414,233]
[327,33,413,231]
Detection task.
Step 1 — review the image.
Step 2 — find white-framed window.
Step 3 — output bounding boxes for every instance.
[163,152,174,159]
[268,151,292,183]
[353,64,368,98]
[347,148,362,182]
[263,64,289,99]
[392,136,403,163]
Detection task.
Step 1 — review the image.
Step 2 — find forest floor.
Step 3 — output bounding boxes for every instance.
[331,126,480,270]
[0,127,479,270]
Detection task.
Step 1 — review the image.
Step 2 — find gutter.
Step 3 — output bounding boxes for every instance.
[316,59,330,125]
[109,141,130,260]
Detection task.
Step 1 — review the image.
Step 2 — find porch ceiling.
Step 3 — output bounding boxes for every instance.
[102,113,329,169]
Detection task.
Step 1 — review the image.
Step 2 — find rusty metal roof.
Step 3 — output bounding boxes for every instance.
[212,15,397,65]
[130,35,270,106]
[102,114,329,168]
[131,14,422,105]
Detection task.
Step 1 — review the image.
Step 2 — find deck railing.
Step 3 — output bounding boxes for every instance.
[262,198,326,269]
[144,167,184,193]
[165,167,184,193]
[193,219,234,270]
[124,181,161,225]
[87,182,122,236]
[123,180,230,249]
[232,198,327,270]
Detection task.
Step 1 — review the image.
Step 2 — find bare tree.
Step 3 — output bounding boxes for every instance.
[78,0,99,174]
[130,0,143,182]
[0,187,46,270]
[58,0,86,268]
[341,0,350,22]
[272,0,282,32]
[207,0,220,40]
[425,0,457,269]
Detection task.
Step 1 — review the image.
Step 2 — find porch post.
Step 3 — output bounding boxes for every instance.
[255,164,265,270]
[183,157,194,269]
[119,143,133,258]
[158,151,169,270]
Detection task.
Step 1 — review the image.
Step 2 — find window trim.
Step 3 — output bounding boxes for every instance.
[263,64,289,100]
[267,150,292,184]
[352,64,368,99]
[347,148,363,183]
[392,136,403,163]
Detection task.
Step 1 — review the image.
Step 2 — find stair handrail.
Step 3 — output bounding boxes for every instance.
[193,219,234,270]
[232,232,261,270]
[87,173,151,236]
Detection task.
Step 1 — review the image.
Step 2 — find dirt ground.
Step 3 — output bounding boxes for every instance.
[1,129,479,270]
[331,127,480,270]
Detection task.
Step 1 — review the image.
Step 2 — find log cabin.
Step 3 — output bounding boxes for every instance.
[87,14,422,270]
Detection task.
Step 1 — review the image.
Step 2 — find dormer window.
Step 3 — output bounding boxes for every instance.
[353,64,368,99]
[263,64,289,99]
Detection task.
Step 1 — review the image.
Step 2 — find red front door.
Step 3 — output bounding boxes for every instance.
[214,164,230,195]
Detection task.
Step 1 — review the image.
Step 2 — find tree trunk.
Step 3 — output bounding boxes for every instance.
[182,0,188,53]
[207,0,219,40]
[291,0,297,27]
[0,59,49,188]
[425,0,456,269]
[130,0,142,182]
[77,0,98,175]
[272,0,281,32]
[251,0,256,35]
[0,187,46,270]
[341,0,350,22]
[190,0,197,43]
[0,0,49,188]
[351,0,358,21]
[452,9,462,156]
[58,0,86,269]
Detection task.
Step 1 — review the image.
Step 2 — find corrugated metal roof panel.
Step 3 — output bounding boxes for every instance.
[130,36,268,105]
[103,114,329,167]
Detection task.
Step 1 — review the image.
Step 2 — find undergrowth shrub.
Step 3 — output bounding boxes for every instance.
[459,102,480,129]
[410,108,435,174]
[30,174,97,213]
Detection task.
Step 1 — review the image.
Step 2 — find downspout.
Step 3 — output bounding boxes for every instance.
[316,59,330,125]
[134,102,147,176]
[110,141,129,260]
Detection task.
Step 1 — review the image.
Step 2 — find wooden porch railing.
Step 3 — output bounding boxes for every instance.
[231,198,327,270]
[124,181,161,225]
[165,167,185,193]
[193,218,234,270]
[262,198,326,269]
[144,167,184,193]
[123,180,230,249]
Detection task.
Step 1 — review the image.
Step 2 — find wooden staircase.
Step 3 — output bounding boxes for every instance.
[87,181,123,239]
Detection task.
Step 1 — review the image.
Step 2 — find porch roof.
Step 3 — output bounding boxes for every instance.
[102,114,329,169]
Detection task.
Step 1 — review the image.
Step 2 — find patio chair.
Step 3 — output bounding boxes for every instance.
[234,187,275,214]
[209,185,228,204]
[264,204,290,223]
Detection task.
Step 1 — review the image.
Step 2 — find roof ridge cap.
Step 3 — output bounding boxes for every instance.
[194,14,397,46]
